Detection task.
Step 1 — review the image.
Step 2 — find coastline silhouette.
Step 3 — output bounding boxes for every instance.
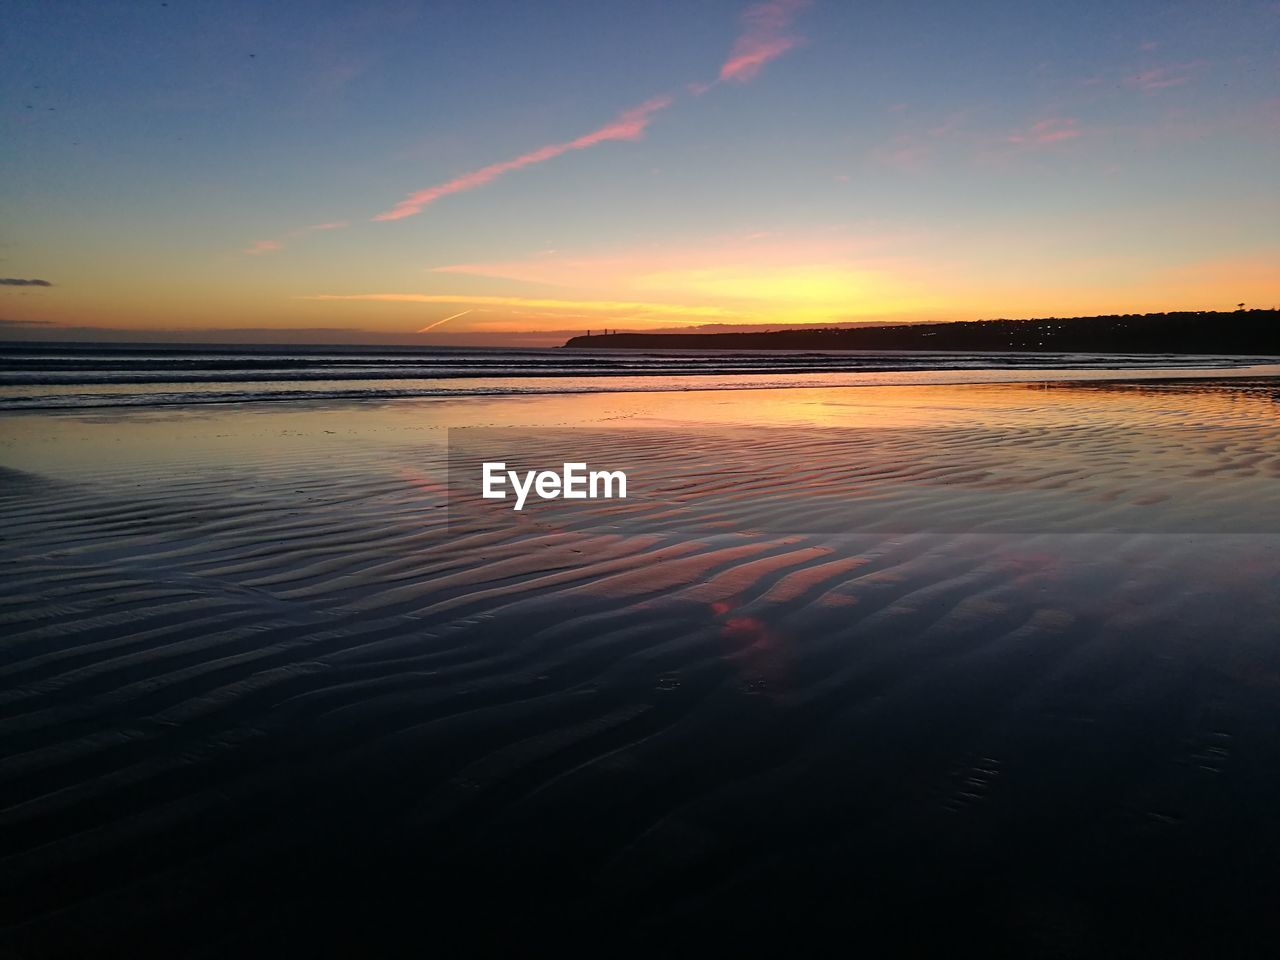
[565,308,1280,354]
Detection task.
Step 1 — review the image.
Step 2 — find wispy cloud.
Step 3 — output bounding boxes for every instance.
[718,0,811,83]
[0,277,53,286]
[1126,61,1208,92]
[875,110,1085,170]
[430,229,903,291]
[243,220,350,256]
[874,141,934,172]
[1008,117,1084,145]
[372,97,673,222]
[399,227,933,325]
[872,110,970,171]
[264,3,814,238]
[300,292,739,319]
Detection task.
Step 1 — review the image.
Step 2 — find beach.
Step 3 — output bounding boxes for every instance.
[8,0,1279,951]
[4,376,1280,956]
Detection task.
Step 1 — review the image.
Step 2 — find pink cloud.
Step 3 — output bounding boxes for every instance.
[260,4,814,240]
[1007,117,1084,145]
[372,96,672,222]
[1130,98,1280,145]
[242,221,350,256]
[874,112,1085,171]
[1126,61,1207,92]
[872,111,969,171]
[928,110,969,138]
[718,0,811,83]
[875,141,933,171]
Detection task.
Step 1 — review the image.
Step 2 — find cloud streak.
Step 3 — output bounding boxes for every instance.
[719,0,810,83]
[1008,117,1083,145]
[429,229,905,291]
[0,277,53,286]
[1126,61,1207,92]
[256,4,811,238]
[300,292,739,318]
[372,96,673,222]
[244,220,350,256]
[260,4,813,239]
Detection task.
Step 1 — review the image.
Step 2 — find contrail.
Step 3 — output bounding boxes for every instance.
[417,309,474,333]
[373,97,672,222]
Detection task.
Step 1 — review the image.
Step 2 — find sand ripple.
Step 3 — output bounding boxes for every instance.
[4,380,1280,956]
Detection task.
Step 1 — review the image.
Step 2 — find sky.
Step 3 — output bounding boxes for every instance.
[2,0,1278,344]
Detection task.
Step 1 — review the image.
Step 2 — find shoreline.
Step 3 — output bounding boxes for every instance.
[5,363,1280,413]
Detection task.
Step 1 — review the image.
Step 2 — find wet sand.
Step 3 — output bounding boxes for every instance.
[3,379,1280,957]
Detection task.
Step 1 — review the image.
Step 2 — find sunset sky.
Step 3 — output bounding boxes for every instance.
[3,0,1278,344]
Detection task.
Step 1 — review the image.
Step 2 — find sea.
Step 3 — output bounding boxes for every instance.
[2,340,1280,409]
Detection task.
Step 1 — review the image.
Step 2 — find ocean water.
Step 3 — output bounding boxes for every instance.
[3,340,1279,409]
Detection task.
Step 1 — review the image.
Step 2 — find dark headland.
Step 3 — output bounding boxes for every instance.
[564,308,1280,354]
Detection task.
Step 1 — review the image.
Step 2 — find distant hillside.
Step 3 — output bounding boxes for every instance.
[563,310,1280,355]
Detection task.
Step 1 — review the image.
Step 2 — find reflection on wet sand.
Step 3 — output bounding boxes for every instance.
[2,378,1280,956]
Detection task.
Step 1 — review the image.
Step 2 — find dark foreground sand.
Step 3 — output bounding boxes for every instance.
[3,379,1280,957]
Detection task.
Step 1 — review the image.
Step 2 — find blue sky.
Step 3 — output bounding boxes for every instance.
[3,1,1278,341]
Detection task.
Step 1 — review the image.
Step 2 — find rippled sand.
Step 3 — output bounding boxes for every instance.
[3,379,1280,957]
